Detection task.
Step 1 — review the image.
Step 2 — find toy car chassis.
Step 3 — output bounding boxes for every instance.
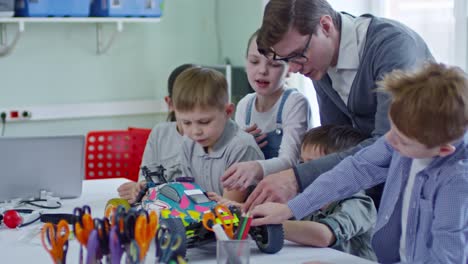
[108,165,284,258]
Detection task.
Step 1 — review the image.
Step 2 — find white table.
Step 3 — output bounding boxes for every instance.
[0,179,375,264]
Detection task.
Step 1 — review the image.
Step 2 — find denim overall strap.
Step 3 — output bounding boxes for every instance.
[245,95,256,126]
[275,89,294,126]
[261,89,295,159]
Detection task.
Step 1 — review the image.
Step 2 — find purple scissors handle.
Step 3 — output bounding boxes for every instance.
[86,230,101,264]
[109,226,124,264]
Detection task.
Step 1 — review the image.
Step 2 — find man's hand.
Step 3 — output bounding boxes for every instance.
[245,124,268,148]
[221,161,263,191]
[250,202,293,226]
[243,169,299,212]
[117,181,146,204]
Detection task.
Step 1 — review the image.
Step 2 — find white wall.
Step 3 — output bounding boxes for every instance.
[263,0,373,15]
[328,0,372,15]
[454,0,467,70]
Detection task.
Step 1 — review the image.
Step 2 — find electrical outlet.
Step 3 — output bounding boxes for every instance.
[0,109,32,122]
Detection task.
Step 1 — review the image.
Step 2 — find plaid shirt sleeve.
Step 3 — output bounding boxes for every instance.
[288,136,391,220]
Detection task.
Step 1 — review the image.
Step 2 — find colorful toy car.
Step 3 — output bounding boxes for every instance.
[129,166,284,258]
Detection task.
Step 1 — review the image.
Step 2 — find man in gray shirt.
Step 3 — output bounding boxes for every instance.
[238,0,433,210]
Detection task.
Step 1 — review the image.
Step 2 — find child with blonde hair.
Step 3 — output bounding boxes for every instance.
[173,67,264,202]
[117,63,195,203]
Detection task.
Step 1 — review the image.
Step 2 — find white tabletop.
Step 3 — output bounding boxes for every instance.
[0,178,375,264]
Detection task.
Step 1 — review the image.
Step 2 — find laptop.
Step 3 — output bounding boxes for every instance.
[0,135,85,203]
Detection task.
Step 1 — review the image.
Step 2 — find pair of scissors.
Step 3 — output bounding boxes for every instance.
[113,206,131,245]
[121,210,140,263]
[109,225,124,264]
[156,225,183,264]
[73,205,95,264]
[104,205,116,226]
[41,219,70,264]
[94,218,111,263]
[202,204,235,239]
[85,229,100,264]
[134,210,158,261]
[111,208,131,264]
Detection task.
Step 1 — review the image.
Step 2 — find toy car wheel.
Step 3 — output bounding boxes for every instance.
[250,224,284,254]
[158,218,188,258]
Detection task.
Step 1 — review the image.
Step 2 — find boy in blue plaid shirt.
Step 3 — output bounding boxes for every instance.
[250,63,468,264]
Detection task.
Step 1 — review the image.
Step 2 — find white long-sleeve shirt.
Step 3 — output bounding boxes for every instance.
[235,90,311,176]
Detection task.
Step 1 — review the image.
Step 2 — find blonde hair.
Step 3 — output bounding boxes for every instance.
[379,63,468,148]
[172,67,228,112]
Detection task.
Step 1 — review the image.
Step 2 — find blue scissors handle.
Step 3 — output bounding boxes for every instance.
[124,212,137,241]
[94,218,110,257]
[157,226,182,263]
[114,206,131,245]
[127,240,140,264]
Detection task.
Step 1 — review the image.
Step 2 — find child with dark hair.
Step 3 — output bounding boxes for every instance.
[285,125,377,261]
[300,125,369,159]
[117,63,196,203]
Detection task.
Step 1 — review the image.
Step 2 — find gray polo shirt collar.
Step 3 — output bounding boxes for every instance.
[193,119,238,158]
[335,13,360,70]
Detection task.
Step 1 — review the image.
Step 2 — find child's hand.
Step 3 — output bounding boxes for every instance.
[222,161,263,191]
[207,192,243,208]
[207,191,222,202]
[250,202,293,226]
[117,182,136,201]
[245,124,268,148]
[135,180,146,194]
[117,181,146,204]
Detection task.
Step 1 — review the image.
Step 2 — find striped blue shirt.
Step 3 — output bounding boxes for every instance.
[288,136,468,263]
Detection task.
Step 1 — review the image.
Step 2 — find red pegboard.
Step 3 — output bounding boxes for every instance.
[129,127,152,180]
[85,128,151,181]
[129,127,152,167]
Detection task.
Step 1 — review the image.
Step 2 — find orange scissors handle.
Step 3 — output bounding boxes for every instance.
[75,213,94,246]
[202,212,216,232]
[213,205,235,239]
[105,206,116,226]
[135,211,158,260]
[202,205,235,239]
[41,220,70,263]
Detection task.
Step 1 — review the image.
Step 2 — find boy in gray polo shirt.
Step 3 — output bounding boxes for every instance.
[173,67,265,203]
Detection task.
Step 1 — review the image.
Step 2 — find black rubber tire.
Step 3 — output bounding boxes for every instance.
[252,224,284,254]
[158,218,188,258]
